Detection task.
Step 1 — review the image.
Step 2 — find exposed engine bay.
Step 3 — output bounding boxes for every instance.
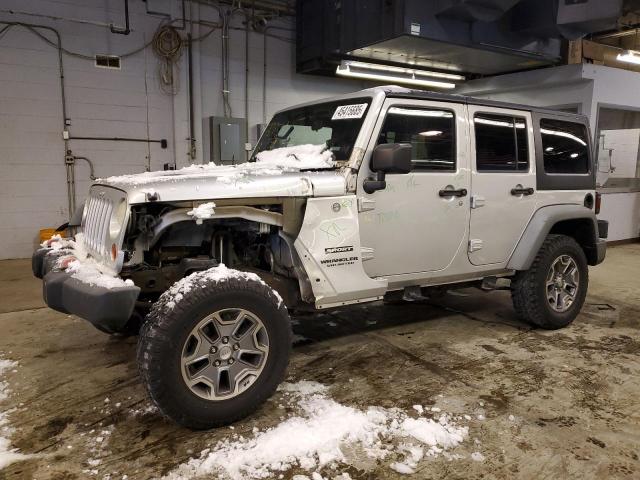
[119,201,305,310]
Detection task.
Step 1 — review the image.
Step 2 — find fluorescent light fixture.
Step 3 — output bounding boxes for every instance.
[617,50,640,65]
[344,60,465,81]
[419,130,443,137]
[336,61,459,89]
[570,152,579,158]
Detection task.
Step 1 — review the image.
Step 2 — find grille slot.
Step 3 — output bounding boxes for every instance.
[83,195,113,256]
[79,187,128,272]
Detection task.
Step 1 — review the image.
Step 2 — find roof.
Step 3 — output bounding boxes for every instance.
[274,85,587,123]
[374,85,587,120]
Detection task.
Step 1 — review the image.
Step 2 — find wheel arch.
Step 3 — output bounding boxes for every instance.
[508,205,600,270]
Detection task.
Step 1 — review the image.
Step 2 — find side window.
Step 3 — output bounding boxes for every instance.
[474,113,529,172]
[540,119,590,174]
[377,107,455,171]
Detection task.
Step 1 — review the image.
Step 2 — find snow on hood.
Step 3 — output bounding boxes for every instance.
[100,144,335,187]
[95,144,345,203]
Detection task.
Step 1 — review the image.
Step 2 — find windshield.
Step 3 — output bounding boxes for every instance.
[252,98,372,164]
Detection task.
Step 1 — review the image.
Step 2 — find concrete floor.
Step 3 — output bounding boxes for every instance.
[0,244,639,479]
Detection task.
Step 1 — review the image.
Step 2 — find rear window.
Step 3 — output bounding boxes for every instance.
[540,119,589,174]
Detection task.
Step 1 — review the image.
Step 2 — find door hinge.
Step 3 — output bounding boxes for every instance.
[358,197,376,212]
[361,246,375,261]
[470,195,485,209]
[469,239,483,252]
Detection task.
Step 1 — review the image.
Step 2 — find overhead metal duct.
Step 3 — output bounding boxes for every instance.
[512,0,624,40]
[435,0,523,22]
[296,0,626,78]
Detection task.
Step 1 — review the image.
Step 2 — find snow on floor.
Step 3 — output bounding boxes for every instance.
[101,144,335,187]
[162,381,471,480]
[0,354,31,470]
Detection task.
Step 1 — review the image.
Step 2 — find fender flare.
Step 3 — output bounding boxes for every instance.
[507,204,599,270]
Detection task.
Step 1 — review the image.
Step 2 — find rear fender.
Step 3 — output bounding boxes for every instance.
[508,205,601,270]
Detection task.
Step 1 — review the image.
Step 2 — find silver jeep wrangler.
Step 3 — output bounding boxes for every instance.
[33,86,607,429]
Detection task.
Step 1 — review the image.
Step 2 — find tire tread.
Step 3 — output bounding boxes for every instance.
[136,274,291,430]
[511,234,588,330]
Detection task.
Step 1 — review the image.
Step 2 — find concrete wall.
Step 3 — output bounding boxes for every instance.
[0,0,363,259]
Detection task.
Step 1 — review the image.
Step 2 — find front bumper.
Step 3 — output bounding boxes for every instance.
[33,248,140,334]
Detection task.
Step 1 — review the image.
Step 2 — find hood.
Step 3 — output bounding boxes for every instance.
[96,145,347,204]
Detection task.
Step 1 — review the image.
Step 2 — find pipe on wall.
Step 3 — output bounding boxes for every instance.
[187,32,196,160]
[110,0,131,35]
[0,21,74,217]
[245,7,251,159]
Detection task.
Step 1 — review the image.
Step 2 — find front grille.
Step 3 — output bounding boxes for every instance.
[81,186,128,272]
[83,194,114,257]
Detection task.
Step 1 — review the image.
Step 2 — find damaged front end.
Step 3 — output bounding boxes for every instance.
[119,196,315,312]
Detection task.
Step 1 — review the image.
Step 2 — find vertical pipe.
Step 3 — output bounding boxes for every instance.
[110,0,131,35]
[187,33,196,161]
[262,27,268,125]
[244,12,250,161]
[6,22,75,217]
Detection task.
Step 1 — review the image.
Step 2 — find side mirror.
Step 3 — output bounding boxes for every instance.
[363,143,412,194]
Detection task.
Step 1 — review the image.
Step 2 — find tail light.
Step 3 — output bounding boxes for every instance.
[595,192,601,214]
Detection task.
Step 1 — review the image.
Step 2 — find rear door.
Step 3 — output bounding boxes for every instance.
[467,106,537,266]
[358,99,470,277]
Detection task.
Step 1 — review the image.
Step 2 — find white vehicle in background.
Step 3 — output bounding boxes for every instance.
[33,86,607,429]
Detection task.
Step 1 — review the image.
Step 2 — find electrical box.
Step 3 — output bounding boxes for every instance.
[219,123,241,164]
[203,116,247,165]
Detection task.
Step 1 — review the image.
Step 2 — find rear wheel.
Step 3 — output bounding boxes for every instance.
[137,270,291,429]
[511,234,588,329]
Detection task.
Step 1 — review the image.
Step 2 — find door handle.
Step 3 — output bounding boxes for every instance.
[510,187,534,196]
[439,188,467,198]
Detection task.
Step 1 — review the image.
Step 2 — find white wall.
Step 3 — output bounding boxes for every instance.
[598,192,640,241]
[0,0,364,259]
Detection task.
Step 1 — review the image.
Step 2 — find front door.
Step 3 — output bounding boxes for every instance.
[467,106,537,266]
[357,99,470,277]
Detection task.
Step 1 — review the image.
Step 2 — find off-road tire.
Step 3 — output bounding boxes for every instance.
[137,274,291,430]
[511,234,588,329]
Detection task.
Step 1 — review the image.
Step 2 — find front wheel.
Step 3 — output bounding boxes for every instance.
[511,234,588,329]
[137,268,291,429]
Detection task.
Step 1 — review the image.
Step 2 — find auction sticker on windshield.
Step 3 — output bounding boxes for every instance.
[332,103,368,120]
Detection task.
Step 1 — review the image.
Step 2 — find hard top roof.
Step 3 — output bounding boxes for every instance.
[278,85,587,122]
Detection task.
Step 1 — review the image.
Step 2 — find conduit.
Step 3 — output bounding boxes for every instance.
[0,21,74,217]
[109,0,131,35]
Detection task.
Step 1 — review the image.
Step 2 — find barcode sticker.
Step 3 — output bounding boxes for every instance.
[332,103,368,120]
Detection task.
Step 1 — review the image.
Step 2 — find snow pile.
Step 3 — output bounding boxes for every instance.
[100,144,334,187]
[0,355,31,470]
[187,202,216,224]
[44,233,135,290]
[0,359,15,403]
[65,259,135,290]
[40,234,75,250]
[255,144,334,170]
[161,264,283,310]
[162,381,469,480]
